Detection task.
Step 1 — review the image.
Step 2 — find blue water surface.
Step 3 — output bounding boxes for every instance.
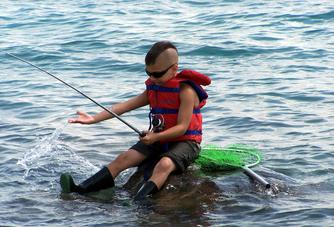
[1,1,334,226]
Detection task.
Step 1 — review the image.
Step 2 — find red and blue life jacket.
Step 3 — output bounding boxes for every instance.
[145,69,211,143]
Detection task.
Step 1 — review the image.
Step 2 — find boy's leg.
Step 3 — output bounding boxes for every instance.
[148,157,176,189]
[134,156,175,200]
[61,149,146,194]
[151,141,200,188]
[107,149,147,178]
[134,141,200,200]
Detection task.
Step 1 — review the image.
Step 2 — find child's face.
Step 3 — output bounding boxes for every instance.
[146,63,177,85]
[145,49,178,85]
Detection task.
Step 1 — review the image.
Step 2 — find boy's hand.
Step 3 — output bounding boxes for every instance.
[139,131,159,145]
[68,111,95,124]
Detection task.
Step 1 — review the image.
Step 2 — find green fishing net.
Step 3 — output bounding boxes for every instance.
[195,144,263,171]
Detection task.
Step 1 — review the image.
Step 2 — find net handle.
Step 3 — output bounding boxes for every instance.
[243,166,270,189]
[211,145,270,188]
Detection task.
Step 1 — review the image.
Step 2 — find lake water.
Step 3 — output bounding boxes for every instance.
[1,1,334,226]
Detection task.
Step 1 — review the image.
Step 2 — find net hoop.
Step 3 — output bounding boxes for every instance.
[195,144,263,171]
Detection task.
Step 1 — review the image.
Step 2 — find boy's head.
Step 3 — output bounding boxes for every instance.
[145,41,179,84]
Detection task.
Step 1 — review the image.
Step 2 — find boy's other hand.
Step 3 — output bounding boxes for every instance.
[68,111,95,124]
[139,131,158,145]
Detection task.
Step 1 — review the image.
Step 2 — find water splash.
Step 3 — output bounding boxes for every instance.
[17,126,64,174]
[17,124,99,190]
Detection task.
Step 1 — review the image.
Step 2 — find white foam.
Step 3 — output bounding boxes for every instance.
[17,124,99,183]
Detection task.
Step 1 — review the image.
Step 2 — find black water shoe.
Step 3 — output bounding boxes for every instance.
[134,180,158,200]
[60,166,114,194]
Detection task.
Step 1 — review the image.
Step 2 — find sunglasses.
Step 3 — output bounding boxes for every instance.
[145,63,176,78]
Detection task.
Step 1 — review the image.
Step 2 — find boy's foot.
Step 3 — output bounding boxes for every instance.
[60,173,77,193]
[134,180,158,200]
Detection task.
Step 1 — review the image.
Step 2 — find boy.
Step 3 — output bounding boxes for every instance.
[60,41,211,199]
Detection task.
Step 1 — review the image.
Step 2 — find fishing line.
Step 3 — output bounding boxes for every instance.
[7,53,144,136]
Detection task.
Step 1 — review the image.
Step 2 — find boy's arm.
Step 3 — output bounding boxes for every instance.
[94,90,149,122]
[140,83,198,144]
[69,90,149,124]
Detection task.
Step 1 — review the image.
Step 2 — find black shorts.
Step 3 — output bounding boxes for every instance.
[130,140,201,173]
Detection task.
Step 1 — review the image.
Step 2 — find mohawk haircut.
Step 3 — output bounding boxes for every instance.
[145,41,178,65]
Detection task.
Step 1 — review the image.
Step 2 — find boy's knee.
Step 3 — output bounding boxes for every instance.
[156,157,175,172]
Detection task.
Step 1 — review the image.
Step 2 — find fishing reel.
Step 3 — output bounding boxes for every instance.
[149,113,165,132]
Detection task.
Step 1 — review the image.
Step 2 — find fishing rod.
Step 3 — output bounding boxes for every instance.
[7,53,144,136]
